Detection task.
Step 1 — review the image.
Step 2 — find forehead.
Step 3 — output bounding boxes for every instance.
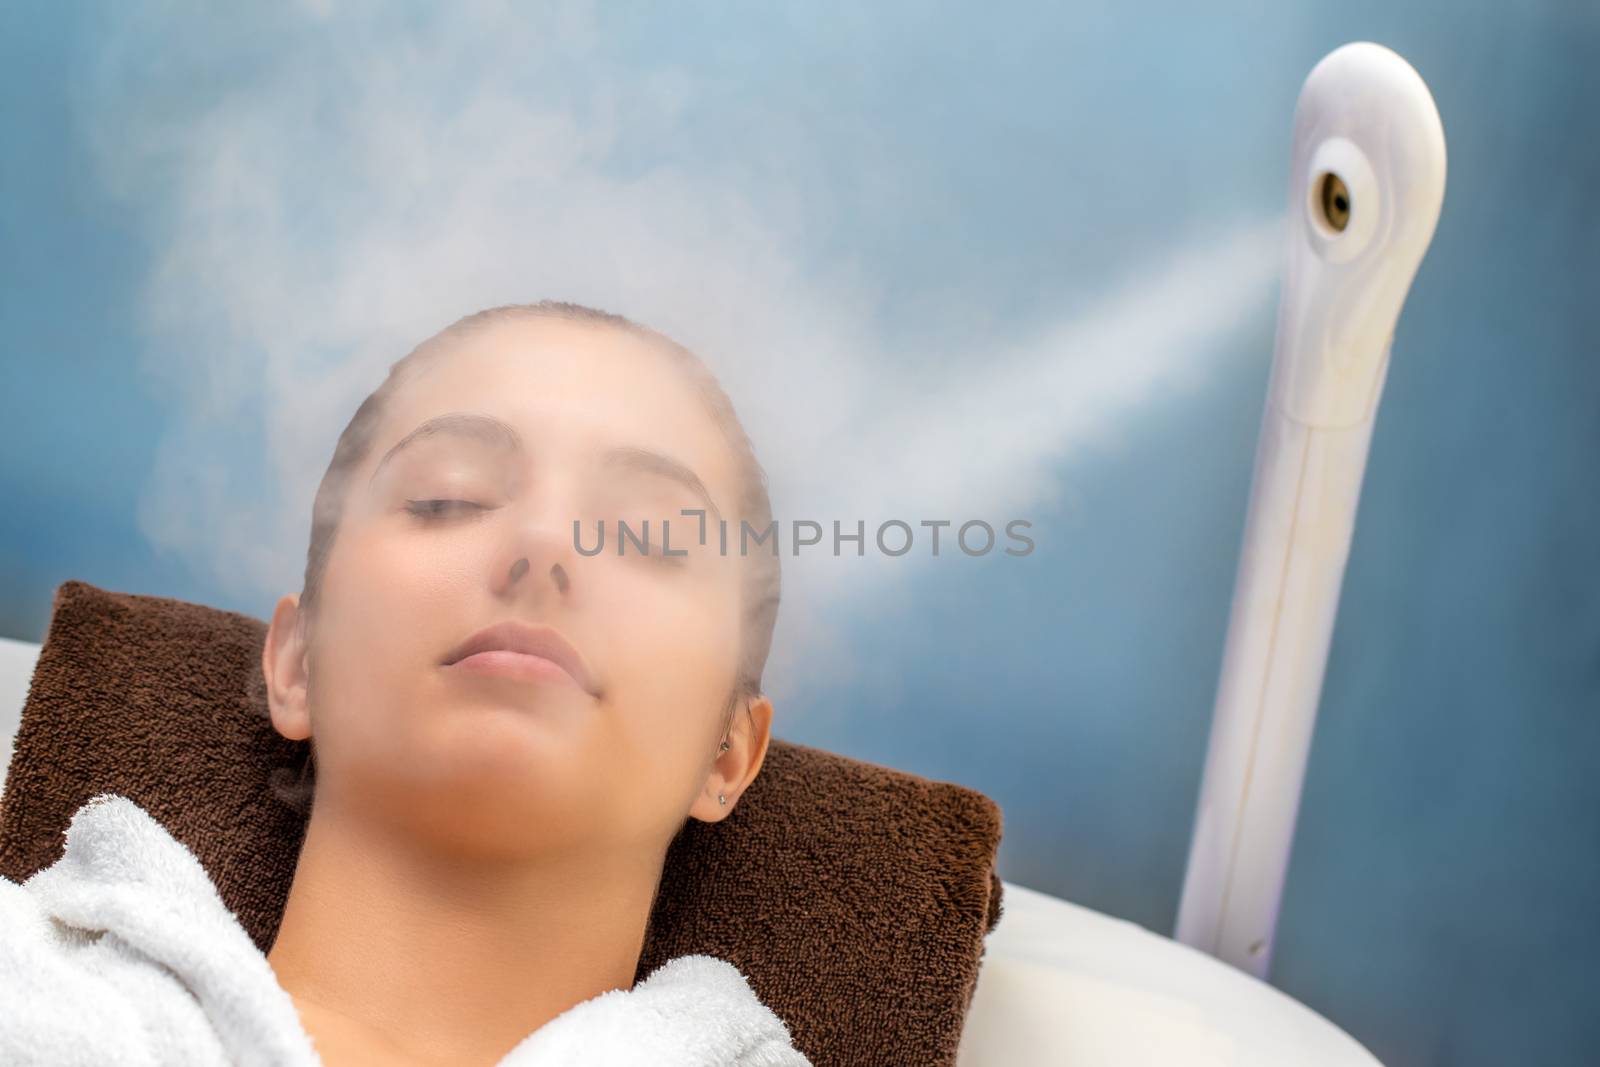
[372,316,741,501]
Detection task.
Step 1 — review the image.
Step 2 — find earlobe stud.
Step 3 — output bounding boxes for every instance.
[718,793,727,805]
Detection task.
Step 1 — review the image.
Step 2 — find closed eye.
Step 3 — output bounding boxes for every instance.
[614,521,691,566]
[625,538,691,566]
[405,499,490,521]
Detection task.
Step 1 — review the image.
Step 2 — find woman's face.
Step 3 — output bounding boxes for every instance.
[270,317,756,858]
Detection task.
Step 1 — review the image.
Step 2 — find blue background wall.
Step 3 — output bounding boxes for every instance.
[3,3,1596,1063]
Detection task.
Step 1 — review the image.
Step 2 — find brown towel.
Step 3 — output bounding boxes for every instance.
[0,580,1004,1067]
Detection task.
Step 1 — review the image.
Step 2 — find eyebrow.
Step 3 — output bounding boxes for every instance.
[603,445,723,525]
[367,411,723,521]
[368,412,523,488]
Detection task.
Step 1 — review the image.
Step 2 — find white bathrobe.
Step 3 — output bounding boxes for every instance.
[0,793,812,1066]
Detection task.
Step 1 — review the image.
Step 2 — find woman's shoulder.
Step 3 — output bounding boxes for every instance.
[2,794,233,946]
[0,812,229,1064]
[0,794,315,1067]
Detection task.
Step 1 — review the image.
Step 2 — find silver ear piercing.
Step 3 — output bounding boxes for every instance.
[718,793,727,805]
[720,740,730,751]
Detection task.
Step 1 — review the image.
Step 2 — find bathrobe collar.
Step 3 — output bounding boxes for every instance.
[21,793,805,1067]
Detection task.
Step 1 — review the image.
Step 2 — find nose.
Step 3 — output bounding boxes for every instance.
[494,494,580,602]
[505,554,570,595]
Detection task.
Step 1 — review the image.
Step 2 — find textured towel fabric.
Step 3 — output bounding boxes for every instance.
[0,792,811,1066]
[0,581,1005,1066]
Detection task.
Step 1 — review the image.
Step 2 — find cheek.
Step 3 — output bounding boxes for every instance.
[587,560,743,773]
[596,548,742,668]
[326,525,458,646]
[307,524,468,753]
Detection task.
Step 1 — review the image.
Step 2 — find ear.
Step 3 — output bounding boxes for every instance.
[690,693,775,823]
[263,593,314,743]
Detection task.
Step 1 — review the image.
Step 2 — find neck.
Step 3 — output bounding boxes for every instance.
[266,794,662,1067]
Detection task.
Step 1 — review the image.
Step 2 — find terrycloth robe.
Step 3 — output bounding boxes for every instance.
[0,793,811,1066]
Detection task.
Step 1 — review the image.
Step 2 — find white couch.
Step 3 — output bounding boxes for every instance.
[0,635,1380,1065]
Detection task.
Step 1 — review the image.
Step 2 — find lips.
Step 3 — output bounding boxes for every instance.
[441,620,598,697]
